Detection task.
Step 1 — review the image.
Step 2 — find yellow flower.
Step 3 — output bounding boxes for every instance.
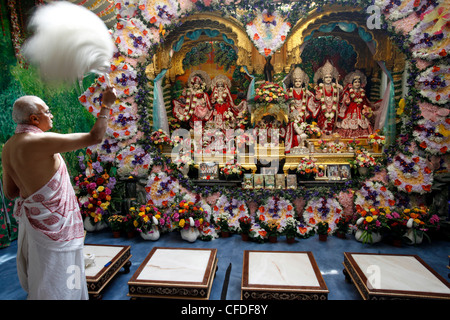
[138,211,145,217]
[97,186,105,192]
[130,207,135,212]
[365,216,373,223]
[133,221,138,227]
[155,214,161,219]
[179,219,185,228]
[199,218,203,225]
[143,216,149,223]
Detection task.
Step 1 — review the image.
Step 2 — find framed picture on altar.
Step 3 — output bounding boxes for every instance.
[339,165,351,180]
[264,175,275,189]
[253,174,264,189]
[315,165,327,180]
[243,174,253,189]
[199,162,219,180]
[275,174,285,189]
[286,174,297,189]
[327,165,340,180]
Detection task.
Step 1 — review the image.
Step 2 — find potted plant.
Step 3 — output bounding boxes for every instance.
[239,216,252,241]
[261,218,280,243]
[316,221,329,241]
[122,212,136,238]
[282,217,299,244]
[334,215,351,239]
[107,214,124,238]
[216,212,231,238]
[349,148,377,176]
[384,207,408,247]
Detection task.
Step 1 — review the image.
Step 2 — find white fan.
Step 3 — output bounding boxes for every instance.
[22,1,114,85]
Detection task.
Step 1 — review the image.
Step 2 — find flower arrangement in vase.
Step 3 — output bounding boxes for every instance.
[149,129,173,147]
[296,157,318,180]
[383,207,408,246]
[171,199,206,242]
[354,206,388,244]
[253,82,289,105]
[282,217,299,243]
[349,149,377,176]
[130,205,166,241]
[401,206,440,244]
[74,152,117,231]
[368,129,386,152]
[220,159,243,180]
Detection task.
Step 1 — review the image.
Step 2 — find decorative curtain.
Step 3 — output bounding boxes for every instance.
[153,69,169,134]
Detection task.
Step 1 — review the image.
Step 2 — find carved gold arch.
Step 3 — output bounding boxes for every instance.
[284,4,405,74]
[146,12,254,82]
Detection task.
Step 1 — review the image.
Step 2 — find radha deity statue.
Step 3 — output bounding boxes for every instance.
[209,74,247,130]
[284,67,317,153]
[172,70,213,128]
[313,60,343,135]
[335,70,374,138]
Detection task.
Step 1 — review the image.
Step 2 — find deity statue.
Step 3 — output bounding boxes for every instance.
[335,70,374,138]
[172,71,213,128]
[264,56,274,82]
[209,74,247,130]
[313,60,343,136]
[284,67,317,153]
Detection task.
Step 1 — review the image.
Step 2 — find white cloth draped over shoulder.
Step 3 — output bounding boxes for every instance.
[13,125,87,299]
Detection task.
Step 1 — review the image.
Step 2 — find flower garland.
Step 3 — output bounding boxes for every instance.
[387,153,433,194]
[145,171,180,207]
[254,81,289,105]
[245,9,291,57]
[138,0,180,27]
[318,83,339,123]
[107,102,139,141]
[255,196,296,236]
[87,139,122,163]
[212,195,249,233]
[415,64,449,105]
[113,18,153,58]
[354,181,396,211]
[116,144,153,177]
[376,0,416,21]
[303,197,343,232]
[414,118,450,154]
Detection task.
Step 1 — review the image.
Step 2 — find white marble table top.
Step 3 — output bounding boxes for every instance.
[136,248,213,283]
[83,245,124,277]
[247,251,320,287]
[351,254,450,294]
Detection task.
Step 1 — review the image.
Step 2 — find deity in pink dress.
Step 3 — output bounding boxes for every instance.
[284,67,317,153]
[209,74,247,130]
[336,70,374,138]
[313,60,343,136]
[173,71,213,128]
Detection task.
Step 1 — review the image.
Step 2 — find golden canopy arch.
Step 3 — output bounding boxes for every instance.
[146,11,254,82]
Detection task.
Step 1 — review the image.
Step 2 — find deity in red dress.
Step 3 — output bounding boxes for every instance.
[209,74,247,130]
[313,60,343,136]
[336,70,374,138]
[172,71,213,128]
[284,67,317,153]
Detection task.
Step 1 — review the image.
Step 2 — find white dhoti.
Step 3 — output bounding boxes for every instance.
[14,154,88,300]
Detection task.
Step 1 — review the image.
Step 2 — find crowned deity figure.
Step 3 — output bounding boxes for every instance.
[284,67,317,153]
[209,74,247,130]
[313,60,343,136]
[172,71,213,128]
[335,70,374,138]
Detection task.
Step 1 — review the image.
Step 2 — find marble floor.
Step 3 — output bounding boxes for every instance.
[0,230,449,301]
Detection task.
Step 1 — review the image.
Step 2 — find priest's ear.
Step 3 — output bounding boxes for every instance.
[29,113,40,125]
